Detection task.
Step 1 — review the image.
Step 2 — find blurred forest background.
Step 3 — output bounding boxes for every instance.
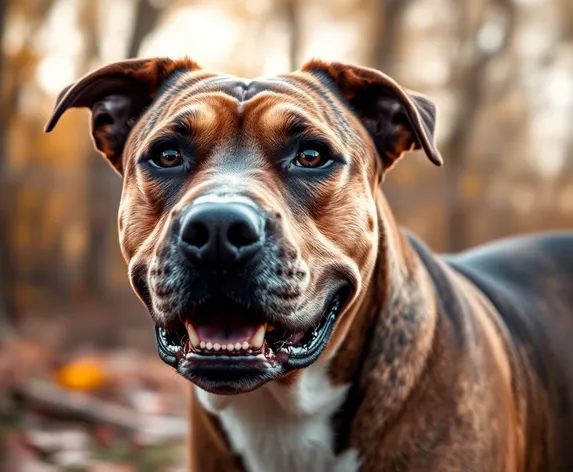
[0,0,572,470]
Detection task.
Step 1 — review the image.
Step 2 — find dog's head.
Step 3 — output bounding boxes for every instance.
[46,57,441,394]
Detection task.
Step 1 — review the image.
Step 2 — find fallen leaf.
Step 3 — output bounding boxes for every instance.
[56,357,108,391]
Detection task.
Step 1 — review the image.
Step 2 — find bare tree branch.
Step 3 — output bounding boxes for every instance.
[14,380,187,438]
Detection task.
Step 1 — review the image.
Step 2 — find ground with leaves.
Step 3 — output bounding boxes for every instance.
[0,294,189,472]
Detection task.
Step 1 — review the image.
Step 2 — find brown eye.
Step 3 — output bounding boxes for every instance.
[154,149,182,168]
[294,149,328,168]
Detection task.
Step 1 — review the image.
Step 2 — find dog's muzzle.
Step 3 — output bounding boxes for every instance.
[150,199,350,394]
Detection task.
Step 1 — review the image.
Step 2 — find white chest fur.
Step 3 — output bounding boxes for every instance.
[195,362,361,472]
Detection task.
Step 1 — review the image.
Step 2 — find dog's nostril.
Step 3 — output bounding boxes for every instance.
[227,222,259,248]
[183,222,210,248]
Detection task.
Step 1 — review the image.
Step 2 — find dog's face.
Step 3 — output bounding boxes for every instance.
[46,58,440,394]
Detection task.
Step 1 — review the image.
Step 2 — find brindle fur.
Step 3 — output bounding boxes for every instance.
[46,57,573,472]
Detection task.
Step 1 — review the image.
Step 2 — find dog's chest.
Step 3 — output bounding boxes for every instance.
[196,364,361,472]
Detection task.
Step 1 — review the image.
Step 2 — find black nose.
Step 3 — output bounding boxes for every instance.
[179,202,264,266]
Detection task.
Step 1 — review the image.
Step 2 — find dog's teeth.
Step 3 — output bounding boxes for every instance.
[221,344,227,350]
[200,341,206,349]
[242,341,249,350]
[185,322,200,348]
[227,343,234,351]
[250,323,267,350]
[213,343,221,351]
[234,342,242,351]
[206,342,213,350]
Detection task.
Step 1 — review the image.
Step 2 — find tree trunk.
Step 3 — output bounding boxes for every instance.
[442,55,489,251]
[443,0,516,251]
[80,0,109,298]
[282,0,300,71]
[370,0,413,75]
[127,0,161,59]
[0,0,17,329]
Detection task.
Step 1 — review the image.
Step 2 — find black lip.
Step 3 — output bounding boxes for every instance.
[155,325,178,366]
[283,290,343,368]
[177,353,284,394]
[154,286,349,393]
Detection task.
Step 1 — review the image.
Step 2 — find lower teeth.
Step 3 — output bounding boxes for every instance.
[160,329,182,353]
[193,346,262,355]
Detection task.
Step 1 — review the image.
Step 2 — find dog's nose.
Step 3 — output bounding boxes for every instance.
[179,202,264,266]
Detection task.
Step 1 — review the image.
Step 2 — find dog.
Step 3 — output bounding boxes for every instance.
[45,57,573,471]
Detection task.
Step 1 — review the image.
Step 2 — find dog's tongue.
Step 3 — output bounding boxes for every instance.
[195,323,260,345]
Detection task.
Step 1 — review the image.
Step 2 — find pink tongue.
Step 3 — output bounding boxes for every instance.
[195,323,259,345]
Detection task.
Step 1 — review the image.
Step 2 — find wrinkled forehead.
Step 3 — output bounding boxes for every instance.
[135,70,356,146]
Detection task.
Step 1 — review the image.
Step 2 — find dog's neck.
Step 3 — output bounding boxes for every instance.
[328,187,438,449]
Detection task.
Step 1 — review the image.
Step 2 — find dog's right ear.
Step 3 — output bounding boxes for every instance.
[301,60,442,171]
[45,57,201,175]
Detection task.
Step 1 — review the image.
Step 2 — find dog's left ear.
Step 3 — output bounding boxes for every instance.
[301,60,442,170]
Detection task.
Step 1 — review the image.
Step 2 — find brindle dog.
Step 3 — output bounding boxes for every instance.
[46,57,573,472]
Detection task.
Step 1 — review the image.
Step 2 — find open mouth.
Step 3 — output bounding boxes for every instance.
[154,286,348,393]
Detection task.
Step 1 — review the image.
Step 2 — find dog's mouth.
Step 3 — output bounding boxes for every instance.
[154,286,349,394]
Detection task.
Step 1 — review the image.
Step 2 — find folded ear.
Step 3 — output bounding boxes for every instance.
[301,60,442,171]
[45,57,201,175]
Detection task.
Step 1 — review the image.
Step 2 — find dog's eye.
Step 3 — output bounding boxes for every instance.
[152,149,183,168]
[294,149,329,168]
